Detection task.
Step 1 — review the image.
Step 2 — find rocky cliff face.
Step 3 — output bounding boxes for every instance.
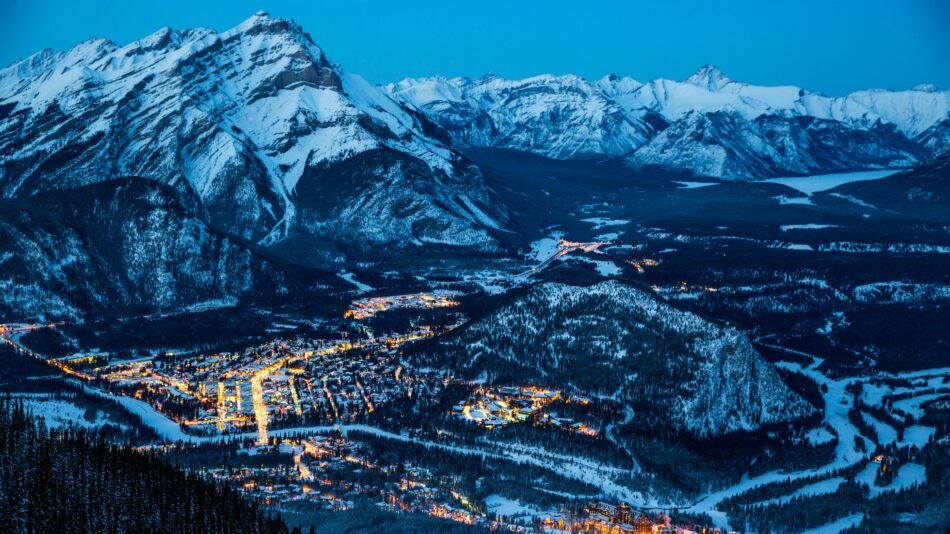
[0,178,312,322]
[0,12,506,255]
[414,281,815,436]
[386,67,948,179]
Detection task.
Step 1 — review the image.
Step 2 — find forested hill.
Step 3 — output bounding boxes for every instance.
[0,398,296,534]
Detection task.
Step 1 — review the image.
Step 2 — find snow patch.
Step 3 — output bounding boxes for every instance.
[780,224,839,231]
[674,181,719,189]
[338,270,373,291]
[765,170,897,195]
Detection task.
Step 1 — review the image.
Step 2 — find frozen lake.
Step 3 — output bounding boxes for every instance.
[765,169,899,195]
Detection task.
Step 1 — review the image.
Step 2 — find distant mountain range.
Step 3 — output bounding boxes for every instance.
[386,67,950,179]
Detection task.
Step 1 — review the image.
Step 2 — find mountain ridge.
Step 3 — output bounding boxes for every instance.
[0,177,335,322]
[385,66,949,179]
[0,12,507,258]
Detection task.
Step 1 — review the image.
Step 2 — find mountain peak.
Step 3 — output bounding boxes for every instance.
[687,64,733,90]
[228,11,300,38]
[130,26,179,52]
[595,73,643,94]
[245,10,278,24]
[913,83,939,92]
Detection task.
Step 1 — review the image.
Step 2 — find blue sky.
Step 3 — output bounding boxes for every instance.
[2,0,947,95]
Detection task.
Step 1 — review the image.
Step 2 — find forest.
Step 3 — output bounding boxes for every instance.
[0,398,297,534]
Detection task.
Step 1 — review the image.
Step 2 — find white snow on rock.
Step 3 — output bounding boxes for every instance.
[780,224,839,232]
[674,181,719,189]
[0,12,503,250]
[581,218,630,229]
[775,195,815,205]
[387,66,949,179]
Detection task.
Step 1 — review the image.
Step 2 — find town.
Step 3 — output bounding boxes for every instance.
[1,292,466,445]
[0,290,731,534]
[89,321,458,443]
[201,433,725,534]
[344,290,462,320]
[453,385,598,436]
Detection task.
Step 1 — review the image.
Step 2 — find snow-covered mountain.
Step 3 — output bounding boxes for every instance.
[0,12,505,255]
[383,74,664,160]
[413,281,814,436]
[386,66,949,179]
[0,178,314,322]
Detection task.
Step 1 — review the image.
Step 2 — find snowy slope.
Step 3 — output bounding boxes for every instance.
[0,178,306,322]
[414,281,814,436]
[387,66,948,179]
[385,74,664,159]
[0,12,505,252]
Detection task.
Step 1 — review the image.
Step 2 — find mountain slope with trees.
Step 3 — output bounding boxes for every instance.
[0,397,295,534]
[413,281,814,437]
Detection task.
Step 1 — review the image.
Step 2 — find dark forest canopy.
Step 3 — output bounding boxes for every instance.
[0,397,297,534]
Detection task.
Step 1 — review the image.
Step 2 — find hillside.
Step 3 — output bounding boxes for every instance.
[0,178,325,322]
[0,398,294,533]
[413,281,814,436]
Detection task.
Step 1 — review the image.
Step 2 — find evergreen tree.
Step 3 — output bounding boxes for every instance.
[0,398,295,533]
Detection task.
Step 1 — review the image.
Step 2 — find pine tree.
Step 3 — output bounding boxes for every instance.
[0,398,295,533]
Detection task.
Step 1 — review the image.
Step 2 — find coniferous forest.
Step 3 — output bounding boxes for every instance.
[0,398,296,534]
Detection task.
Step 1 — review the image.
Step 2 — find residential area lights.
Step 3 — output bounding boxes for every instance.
[215,434,696,533]
[0,300,465,443]
[454,386,598,436]
[626,258,660,274]
[344,291,461,320]
[2,305,710,534]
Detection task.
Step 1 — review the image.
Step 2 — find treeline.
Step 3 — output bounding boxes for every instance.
[0,398,297,533]
[728,441,950,533]
[19,307,284,360]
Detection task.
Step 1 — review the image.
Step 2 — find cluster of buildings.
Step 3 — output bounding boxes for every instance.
[626,258,660,274]
[872,453,901,484]
[453,386,597,436]
[205,431,713,534]
[344,290,461,320]
[206,464,354,510]
[207,435,505,528]
[26,289,468,445]
[539,502,726,534]
[77,319,459,442]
